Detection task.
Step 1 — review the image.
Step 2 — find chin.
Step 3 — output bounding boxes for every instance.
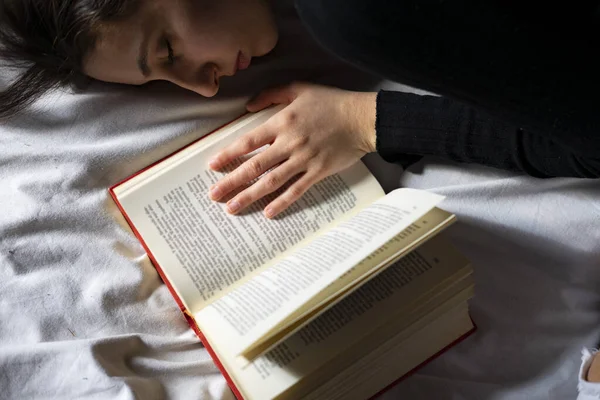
[256,30,279,57]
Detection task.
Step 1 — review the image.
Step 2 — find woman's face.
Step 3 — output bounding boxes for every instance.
[84,0,278,97]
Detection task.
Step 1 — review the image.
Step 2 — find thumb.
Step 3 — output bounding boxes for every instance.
[246,84,299,112]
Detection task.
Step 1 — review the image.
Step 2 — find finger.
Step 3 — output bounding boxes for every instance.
[246,84,300,112]
[208,125,274,171]
[264,171,321,219]
[209,146,289,202]
[225,161,305,215]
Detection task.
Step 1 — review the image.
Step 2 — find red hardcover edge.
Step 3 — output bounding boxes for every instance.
[108,114,247,400]
[369,320,478,400]
[109,189,245,400]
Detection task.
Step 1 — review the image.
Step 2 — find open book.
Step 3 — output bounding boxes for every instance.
[110,107,475,400]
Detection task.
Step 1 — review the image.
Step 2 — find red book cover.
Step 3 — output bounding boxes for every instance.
[108,114,476,400]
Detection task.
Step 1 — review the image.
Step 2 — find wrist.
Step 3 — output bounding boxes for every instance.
[345,91,377,153]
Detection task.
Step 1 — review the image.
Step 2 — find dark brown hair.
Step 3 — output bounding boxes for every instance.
[0,0,139,119]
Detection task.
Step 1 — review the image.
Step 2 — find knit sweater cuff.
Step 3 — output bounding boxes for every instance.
[375,90,455,163]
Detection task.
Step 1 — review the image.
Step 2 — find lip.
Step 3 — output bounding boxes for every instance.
[236,51,251,73]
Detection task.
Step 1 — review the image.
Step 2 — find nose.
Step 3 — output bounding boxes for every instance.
[172,62,220,97]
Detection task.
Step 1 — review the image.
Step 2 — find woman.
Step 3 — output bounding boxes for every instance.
[2,0,600,220]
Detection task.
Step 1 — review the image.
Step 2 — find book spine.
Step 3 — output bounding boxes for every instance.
[108,190,245,400]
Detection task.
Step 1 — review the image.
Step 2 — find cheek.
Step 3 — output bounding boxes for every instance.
[84,47,146,86]
[177,13,241,57]
[240,3,279,54]
[176,0,277,58]
[256,24,279,56]
[189,2,271,40]
[183,30,239,61]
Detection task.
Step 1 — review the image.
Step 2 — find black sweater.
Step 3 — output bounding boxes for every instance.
[295,0,600,178]
[376,91,600,178]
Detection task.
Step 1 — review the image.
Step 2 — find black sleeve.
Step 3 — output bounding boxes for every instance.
[376,90,600,178]
[293,0,600,178]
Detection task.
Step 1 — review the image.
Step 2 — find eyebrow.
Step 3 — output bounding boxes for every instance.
[137,40,151,77]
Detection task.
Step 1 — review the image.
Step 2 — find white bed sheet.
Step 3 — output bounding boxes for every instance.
[368,156,600,400]
[1,3,599,399]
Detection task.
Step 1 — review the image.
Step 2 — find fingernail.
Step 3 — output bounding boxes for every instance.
[265,207,276,219]
[209,186,222,200]
[208,158,219,169]
[227,200,241,214]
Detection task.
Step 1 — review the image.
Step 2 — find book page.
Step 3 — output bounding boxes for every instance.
[242,208,456,359]
[309,208,455,311]
[195,188,444,357]
[114,107,384,312]
[198,236,473,400]
[113,108,284,200]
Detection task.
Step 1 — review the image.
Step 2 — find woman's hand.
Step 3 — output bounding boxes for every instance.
[208,82,377,218]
